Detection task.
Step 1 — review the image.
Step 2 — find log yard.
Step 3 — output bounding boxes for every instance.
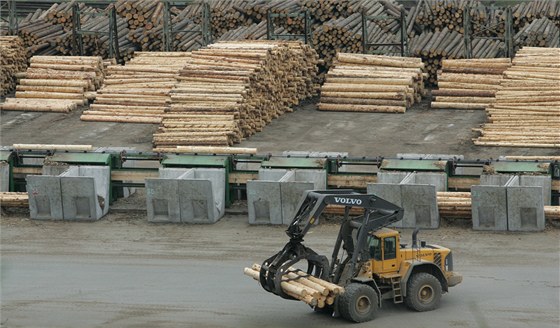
[0,0,559,327]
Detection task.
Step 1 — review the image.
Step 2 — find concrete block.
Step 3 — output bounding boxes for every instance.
[42,163,70,176]
[258,168,289,181]
[294,170,327,190]
[280,182,315,225]
[146,178,180,223]
[248,169,327,225]
[0,161,9,192]
[397,153,464,160]
[377,171,409,184]
[179,168,226,223]
[367,183,402,228]
[178,180,215,223]
[78,166,110,216]
[27,175,63,220]
[507,186,545,231]
[60,166,110,221]
[519,176,552,205]
[247,180,282,224]
[413,172,448,192]
[471,185,508,231]
[401,185,439,229]
[146,169,191,223]
[159,168,194,179]
[480,174,514,187]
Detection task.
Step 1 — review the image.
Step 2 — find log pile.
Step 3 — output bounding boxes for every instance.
[512,0,560,30]
[81,52,191,123]
[152,40,318,150]
[0,192,29,208]
[514,17,560,50]
[409,28,506,85]
[56,5,139,61]
[318,53,425,113]
[244,263,344,309]
[0,36,28,97]
[437,191,471,219]
[15,9,64,57]
[473,47,560,148]
[437,191,560,221]
[546,206,560,220]
[431,58,511,110]
[0,56,103,113]
[415,0,471,34]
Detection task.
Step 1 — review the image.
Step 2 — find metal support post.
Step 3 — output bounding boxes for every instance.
[267,10,312,46]
[362,7,407,56]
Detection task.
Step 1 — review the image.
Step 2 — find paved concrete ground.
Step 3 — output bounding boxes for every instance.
[1,212,559,328]
[1,101,557,158]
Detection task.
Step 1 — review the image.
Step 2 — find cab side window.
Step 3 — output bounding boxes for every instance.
[368,236,382,260]
[384,237,396,260]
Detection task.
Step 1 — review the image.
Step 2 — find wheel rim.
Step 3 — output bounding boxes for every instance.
[355,295,372,315]
[418,284,434,304]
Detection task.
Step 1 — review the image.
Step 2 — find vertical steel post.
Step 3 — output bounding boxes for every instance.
[505,7,514,58]
[162,1,171,51]
[463,6,472,59]
[72,2,84,56]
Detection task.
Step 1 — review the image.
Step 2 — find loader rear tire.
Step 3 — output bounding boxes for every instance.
[338,283,378,323]
[405,273,442,312]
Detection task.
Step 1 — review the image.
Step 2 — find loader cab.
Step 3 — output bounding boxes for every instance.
[367,228,400,274]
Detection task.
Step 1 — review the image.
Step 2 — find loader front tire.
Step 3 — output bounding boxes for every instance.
[405,273,442,312]
[338,283,378,323]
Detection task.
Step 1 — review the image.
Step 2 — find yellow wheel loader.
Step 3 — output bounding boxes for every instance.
[257,190,462,323]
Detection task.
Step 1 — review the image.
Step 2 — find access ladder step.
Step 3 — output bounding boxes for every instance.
[390,277,404,303]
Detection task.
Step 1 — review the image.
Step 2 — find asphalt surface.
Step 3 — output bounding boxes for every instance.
[1,214,559,328]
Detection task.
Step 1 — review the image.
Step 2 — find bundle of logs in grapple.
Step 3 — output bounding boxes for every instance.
[0,56,103,113]
[152,41,318,151]
[431,58,511,110]
[81,52,191,123]
[318,53,425,113]
[244,263,344,308]
[473,47,560,149]
[0,36,28,97]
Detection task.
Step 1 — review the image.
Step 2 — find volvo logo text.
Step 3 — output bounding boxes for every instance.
[334,197,362,205]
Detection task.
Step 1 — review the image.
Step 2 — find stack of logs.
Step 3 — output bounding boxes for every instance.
[431,58,511,110]
[409,28,506,85]
[14,9,65,57]
[153,40,319,151]
[0,192,29,208]
[0,36,28,97]
[437,191,471,219]
[473,47,560,148]
[81,52,191,123]
[244,263,344,309]
[318,53,425,113]
[514,17,560,50]
[0,56,103,113]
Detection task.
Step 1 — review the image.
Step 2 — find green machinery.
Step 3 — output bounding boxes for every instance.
[2,149,558,206]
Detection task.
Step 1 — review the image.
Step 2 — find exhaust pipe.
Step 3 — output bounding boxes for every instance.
[412,228,420,248]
